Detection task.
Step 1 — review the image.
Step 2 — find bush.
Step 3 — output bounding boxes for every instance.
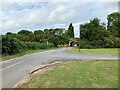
[91,40,104,48]
[103,36,120,48]
[2,35,55,55]
[80,36,120,48]
[49,36,59,47]
[46,43,55,48]
[25,42,55,50]
[39,43,47,49]
[2,35,24,55]
[80,39,94,49]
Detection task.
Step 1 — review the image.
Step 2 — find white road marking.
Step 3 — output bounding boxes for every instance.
[0,61,23,71]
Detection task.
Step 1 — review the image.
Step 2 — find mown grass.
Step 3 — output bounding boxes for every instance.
[65,48,118,56]
[19,60,118,88]
[1,48,56,61]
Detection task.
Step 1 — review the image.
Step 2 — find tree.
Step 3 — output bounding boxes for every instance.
[67,23,74,38]
[44,29,49,35]
[5,32,17,39]
[107,12,120,37]
[16,34,30,42]
[32,34,45,43]
[6,32,16,36]
[53,28,64,36]
[49,35,59,47]
[17,30,33,41]
[34,30,44,35]
[58,34,69,45]
[18,30,33,35]
[79,17,114,48]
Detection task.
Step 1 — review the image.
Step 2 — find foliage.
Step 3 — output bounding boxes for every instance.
[80,12,120,48]
[2,35,24,55]
[2,35,55,55]
[80,39,93,49]
[18,30,33,35]
[107,12,120,37]
[2,27,71,55]
[103,36,120,48]
[67,23,74,38]
[16,34,30,42]
[2,12,119,55]
[34,30,44,35]
[49,36,59,47]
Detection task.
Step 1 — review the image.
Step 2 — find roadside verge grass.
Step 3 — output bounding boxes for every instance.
[18,60,118,88]
[65,48,118,56]
[1,48,56,61]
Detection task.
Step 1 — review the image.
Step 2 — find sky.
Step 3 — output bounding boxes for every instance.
[0,0,119,37]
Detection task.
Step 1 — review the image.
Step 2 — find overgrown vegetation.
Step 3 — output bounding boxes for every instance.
[18,60,118,88]
[2,35,55,55]
[2,23,74,55]
[80,12,120,48]
[2,12,120,55]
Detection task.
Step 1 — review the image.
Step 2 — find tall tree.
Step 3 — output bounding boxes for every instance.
[17,30,33,41]
[18,30,33,35]
[79,18,112,48]
[34,30,44,35]
[67,23,74,38]
[5,32,16,38]
[54,28,64,36]
[107,12,120,37]
[80,18,108,41]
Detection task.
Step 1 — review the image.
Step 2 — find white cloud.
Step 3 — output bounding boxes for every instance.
[0,1,118,37]
[0,0,119,2]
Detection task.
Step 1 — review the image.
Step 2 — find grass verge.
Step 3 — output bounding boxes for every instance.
[65,48,118,56]
[18,60,118,88]
[1,48,56,61]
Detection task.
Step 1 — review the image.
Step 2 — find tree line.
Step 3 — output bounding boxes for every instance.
[2,23,74,55]
[1,12,119,55]
[80,12,120,48]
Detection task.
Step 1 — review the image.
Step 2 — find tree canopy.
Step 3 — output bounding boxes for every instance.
[80,12,120,48]
[67,23,74,38]
[2,12,119,55]
[107,12,120,37]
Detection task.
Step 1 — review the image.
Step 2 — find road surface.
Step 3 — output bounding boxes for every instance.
[0,47,119,88]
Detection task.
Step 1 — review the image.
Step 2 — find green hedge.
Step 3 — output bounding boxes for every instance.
[2,35,55,55]
[25,42,54,50]
[80,37,120,49]
[2,35,23,55]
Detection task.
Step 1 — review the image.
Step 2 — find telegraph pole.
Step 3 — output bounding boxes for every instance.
[79,25,81,52]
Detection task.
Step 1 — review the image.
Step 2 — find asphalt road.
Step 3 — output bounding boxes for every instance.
[1,47,119,88]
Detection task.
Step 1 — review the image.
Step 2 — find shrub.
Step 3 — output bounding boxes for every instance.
[2,35,55,55]
[39,43,47,49]
[2,35,23,55]
[46,43,55,48]
[80,39,93,48]
[103,36,120,48]
[25,42,55,50]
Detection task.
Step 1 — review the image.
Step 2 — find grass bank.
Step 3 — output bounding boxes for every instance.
[1,47,56,61]
[65,48,118,56]
[18,60,118,88]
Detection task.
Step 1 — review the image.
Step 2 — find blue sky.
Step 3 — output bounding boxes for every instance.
[0,0,119,37]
